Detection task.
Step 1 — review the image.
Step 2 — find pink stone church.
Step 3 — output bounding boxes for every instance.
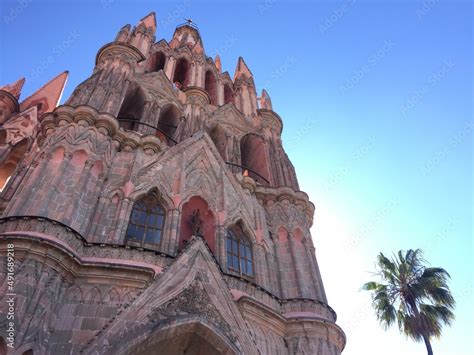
[0,12,345,355]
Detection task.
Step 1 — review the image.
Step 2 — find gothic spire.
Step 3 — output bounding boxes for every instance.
[215,54,222,73]
[139,11,157,33]
[0,77,25,100]
[20,71,68,115]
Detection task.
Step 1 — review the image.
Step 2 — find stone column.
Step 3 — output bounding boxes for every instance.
[288,231,305,298]
[165,56,176,81]
[301,238,318,299]
[273,239,285,299]
[138,101,153,135]
[153,106,162,131]
[166,209,181,255]
[196,62,204,88]
[82,172,106,238]
[309,245,327,303]
[114,198,133,243]
[160,209,173,253]
[217,225,227,270]
[190,61,196,87]
[63,159,93,226]
[249,84,257,115]
[87,195,110,241]
[39,152,72,216]
[217,78,224,106]
[265,251,278,294]
[253,244,263,285]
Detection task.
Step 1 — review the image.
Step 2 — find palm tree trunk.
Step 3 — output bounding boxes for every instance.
[422,334,433,355]
[406,296,434,355]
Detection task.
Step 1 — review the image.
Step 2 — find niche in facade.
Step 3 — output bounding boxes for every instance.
[209,125,227,161]
[205,70,217,105]
[179,196,216,254]
[146,51,167,73]
[157,104,180,144]
[224,83,234,105]
[172,57,190,89]
[117,85,145,131]
[240,133,270,186]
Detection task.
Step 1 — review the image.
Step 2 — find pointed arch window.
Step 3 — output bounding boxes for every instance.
[226,227,253,277]
[0,138,28,193]
[125,194,165,248]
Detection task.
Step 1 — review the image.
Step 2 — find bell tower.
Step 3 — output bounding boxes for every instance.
[0,11,345,355]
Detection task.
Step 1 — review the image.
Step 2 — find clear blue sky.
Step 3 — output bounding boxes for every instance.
[1,1,472,354]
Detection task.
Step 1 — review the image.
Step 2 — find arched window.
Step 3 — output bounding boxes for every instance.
[224,84,234,105]
[226,226,253,277]
[117,85,145,131]
[157,104,180,144]
[125,194,165,248]
[172,58,190,89]
[147,51,166,72]
[240,133,270,186]
[209,125,227,161]
[0,138,28,192]
[204,70,217,105]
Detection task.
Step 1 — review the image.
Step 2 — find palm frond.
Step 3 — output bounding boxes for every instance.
[363,248,456,347]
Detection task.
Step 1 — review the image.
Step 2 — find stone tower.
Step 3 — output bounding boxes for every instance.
[0,12,346,355]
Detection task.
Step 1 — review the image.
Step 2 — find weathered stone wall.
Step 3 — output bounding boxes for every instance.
[0,11,345,354]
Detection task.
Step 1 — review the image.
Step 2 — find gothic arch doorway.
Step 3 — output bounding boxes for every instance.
[124,320,238,355]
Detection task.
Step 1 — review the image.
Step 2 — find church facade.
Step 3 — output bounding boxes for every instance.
[0,12,345,354]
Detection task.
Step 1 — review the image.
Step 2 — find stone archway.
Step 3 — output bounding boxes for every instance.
[125,320,238,355]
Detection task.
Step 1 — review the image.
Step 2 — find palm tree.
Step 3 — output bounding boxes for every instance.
[363,249,455,355]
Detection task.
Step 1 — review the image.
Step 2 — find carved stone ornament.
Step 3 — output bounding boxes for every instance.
[148,279,237,343]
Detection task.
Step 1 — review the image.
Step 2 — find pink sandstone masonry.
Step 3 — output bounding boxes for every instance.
[0,11,346,355]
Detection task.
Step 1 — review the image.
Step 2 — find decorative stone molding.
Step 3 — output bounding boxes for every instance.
[95,42,146,66]
[285,319,346,354]
[255,185,316,225]
[0,89,20,115]
[40,105,165,154]
[149,279,237,343]
[0,216,171,284]
[258,108,283,135]
[184,86,210,105]
[239,175,257,193]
